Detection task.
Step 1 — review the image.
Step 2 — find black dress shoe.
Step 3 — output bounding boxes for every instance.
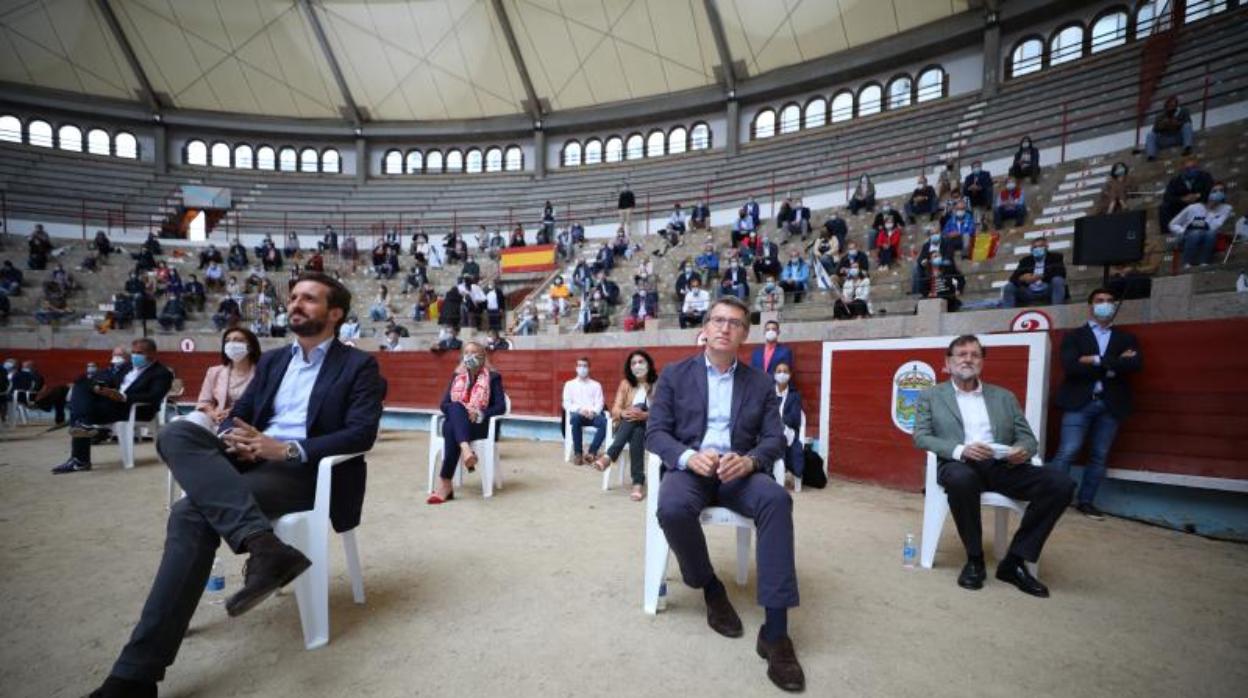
[996,559,1050,598]
[224,533,311,617]
[68,423,102,439]
[704,589,744,638]
[957,559,986,590]
[1076,502,1105,520]
[87,675,157,697]
[756,626,806,692]
[52,457,91,474]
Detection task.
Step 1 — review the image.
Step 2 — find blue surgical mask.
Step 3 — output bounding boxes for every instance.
[929,234,941,244]
[131,354,149,368]
[955,210,966,218]
[1209,191,1226,203]
[848,268,859,278]
[1092,302,1116,320]
[1032,247,1046,259]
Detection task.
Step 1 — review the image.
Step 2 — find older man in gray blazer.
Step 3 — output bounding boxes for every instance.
[914,335,1074,598]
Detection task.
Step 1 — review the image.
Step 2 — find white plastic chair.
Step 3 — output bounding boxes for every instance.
[643,453,786,614]
[113,396,167,469]
[271,452,367,650]
[563,409,612,464]
[10,390,32,426]
[426,395,510,498]
[601,439,631,491]
[919,451,1041,575]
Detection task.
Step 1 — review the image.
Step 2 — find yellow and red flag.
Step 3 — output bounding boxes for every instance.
[500,243,558,274]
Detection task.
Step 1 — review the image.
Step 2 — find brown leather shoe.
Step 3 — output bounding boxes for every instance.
[225,532,311,617]
[705,590,743,638]
[756,626,806,692]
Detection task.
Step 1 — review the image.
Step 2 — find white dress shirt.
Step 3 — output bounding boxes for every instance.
[950,380,994,462]
[682,288,710,313]
[120,363,150,395]
[264,337,334,460]
[562,377,604,414]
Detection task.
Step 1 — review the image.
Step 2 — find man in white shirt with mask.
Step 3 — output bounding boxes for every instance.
[563,357,606,465]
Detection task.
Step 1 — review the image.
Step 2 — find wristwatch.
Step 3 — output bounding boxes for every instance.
[284,441,301,462]
[749,455,760,472]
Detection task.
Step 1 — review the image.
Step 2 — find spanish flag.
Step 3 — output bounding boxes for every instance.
[500,244,558,274]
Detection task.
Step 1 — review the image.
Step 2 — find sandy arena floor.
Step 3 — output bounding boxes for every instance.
[1,426,1246,698]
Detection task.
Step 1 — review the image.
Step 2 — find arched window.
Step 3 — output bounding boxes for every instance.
[1090,9,1129,52]
[426,149,444,173]
[1136,1,1173,37]
[584,138,603,164]
[406,149,423,174]
[28,119,53,147]
[383,149,402,174]
[185,139,208,165]
[1049,24,1085,66]
[830,91,854,122]
[256,145,276,170]
[58,124,82,151]
[625,133,644,160]
[886,75,913,110]
[211,142,231,167]
[445,149,463,173]
[753,109,776,139]
[916,66,945,102]
[778,103,800,134]
[645,129,664,157]
[321,149,340,173]
[465,148,483,173]
[0,115,20,143]
[857,84,882,116]
[1009,37,1045,78]
[804,98,827,129]
[115,132,137,159]
[278,147,297,172]
[562,140,582,167]
[604,136,624,163]
[86,128,110,155]
[485,147,503,172]
[668,126,688,155]
[690,122,711,150]
[1185,0,1226,23]
[299,147,318,172]
[234,144,254,169]
[504,146,522,171]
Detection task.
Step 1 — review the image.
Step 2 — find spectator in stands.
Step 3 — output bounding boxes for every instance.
[158,293,187,331]
[751,320,794,374]
[776,198,793,231]
[198,244,222,270]
[963,160,993,210]
[53,337,173,474]
[936,159,959,200]
[139,232,161,257]
[10,360,43,415]
[1160,157,1215,233]
[836,242,869,279]
[462,254,481,284]
[848,173,876,215]
[400,258,426,295]
[213,295,241,331]
[322,224,338,252]
[611,228,631,262]
[594,241,615,274]
[1010,136,1041,184]
[270,308,288,337]
[912,225,959,295]
[548,275,571,320]
[569,221,586,247]
[871,201,902,233]
[628,282,659,328]
[51,262,77,294]
[633,254,654,286]
[481,329,508,352]
[780,251,810,303]
[515,301,539,336]
[483,280,505,331]
[942,201,975,258]
[411,283,437,322]
[731,208,757,250]
[34,281,69,325]
[203,259,224,291]
[428,341,506,504]
[906,175,939,224]
[833,263,870,319]
[696,241,720,281]
[674,260,701,304]
[745,196,761,229]
[756,276,784,315]
[583,287,611,333]
[993,178,1028,229]
[194,328,259,429]
[509,225,527,249]
[164,267,183,298]
[720,256,750,300]
[339,314,361,340]
[91,230,113,256]
[815,233,840,276]
[340,232,358,261]
[28,225,52,270]
[938,182,970,228]
[132,245,157,273]
[925,250,966,312]
[823,211,848,251]
[227,240,248,270]
[109,293,134,329]
[282,231,299,260]
[1003,237,1067,307]
[383,318,409,340]
[618,183,636,233]
[874,218,902,271]
[772,362,805,481]
[691,200,710,230]
[537,201,555,244]
[488,228,507,260]
[1,260,23,295]
[1095,162,1132,215]
[680,277,711,328]
[1170,181,1234,268]
[431,326,463,354]
[368,285,391,322]
[379,329,403,352]
[789,199,813,241]
[305,249,324,273]
[1146,96,1193,160]
[563,357,607,465]
[753,234,782,283]
[591,350,656,501]
[667,204,687,240]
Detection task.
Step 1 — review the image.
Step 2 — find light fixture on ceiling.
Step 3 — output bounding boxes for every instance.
[727,89,736,100]
[534,119,543,130]
[353,127,362,136]
[152,113,162,123]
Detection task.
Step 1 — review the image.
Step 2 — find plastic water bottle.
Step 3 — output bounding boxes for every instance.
[657,582,668,611]
[902,534,917,570]
[205,557,226,604]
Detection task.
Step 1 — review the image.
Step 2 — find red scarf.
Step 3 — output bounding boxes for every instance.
[450,367,491,413]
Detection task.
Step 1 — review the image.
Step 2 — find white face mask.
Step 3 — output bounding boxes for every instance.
[110,356,126,366]
[774,372,791,385]
[576,366,589,378]
[631,362,649,378]
[224,341,249,362]
[764,329,778,343]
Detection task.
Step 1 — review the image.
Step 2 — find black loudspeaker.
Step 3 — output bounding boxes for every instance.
[1073,210,1146,266]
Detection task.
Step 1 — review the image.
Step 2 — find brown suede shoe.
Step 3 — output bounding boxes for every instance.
[705,590,743,638]
[756,626,806,692]
[225,532,311,618]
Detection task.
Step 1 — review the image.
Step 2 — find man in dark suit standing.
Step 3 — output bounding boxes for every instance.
[646,296,803,692]
[87,272,386,698]
[750,320,794,375]
[53,339,173,473]
[1049,288,1142,520]
[914,335,1075,597]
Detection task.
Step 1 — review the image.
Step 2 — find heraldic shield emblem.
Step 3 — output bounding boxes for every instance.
[891,361,937,434]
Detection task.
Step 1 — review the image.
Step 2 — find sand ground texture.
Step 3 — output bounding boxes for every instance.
[1,427,1246,698]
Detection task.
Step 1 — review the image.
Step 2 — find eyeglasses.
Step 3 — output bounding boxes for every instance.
[951,351,983,360]
[707,316,747,330]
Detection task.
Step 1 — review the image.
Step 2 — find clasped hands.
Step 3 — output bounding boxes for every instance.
[962,442,1030,465]
[92,385,125,402]
[221,418,289,462]
[686,448,754,482]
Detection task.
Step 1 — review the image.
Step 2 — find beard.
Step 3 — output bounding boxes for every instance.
[951,365,979,381]
[288,312,327,337]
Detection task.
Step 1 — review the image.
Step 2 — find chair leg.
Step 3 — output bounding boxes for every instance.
[993,508,1010,563]
[341,530,365,604]
[481,442,494,498]
[920,489,948,569]
[643,504,669,614]
[601,464,612,491]
[117,422,135,469]
[735,526,751,586]
[279,517,330,650]
[426,444,439,494]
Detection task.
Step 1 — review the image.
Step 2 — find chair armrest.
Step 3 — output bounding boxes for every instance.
[312,451,369,518]
[128,402,149,422]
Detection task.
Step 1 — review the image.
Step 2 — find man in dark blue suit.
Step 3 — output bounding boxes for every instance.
[750,320,794,375]
[89,272,386,698]
[646,296,804,692]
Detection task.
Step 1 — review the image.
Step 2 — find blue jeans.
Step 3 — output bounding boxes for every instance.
[1181,229,1217,266]
[569,411,607,455]
[993,204,1028,228]
[1048,398,1120,506]
[1001,276,1066,307]
[1145,123,1193,158]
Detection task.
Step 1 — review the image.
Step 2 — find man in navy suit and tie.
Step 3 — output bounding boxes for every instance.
[647,296,804,692]
[750,320,794,375]
[89,272,386,698]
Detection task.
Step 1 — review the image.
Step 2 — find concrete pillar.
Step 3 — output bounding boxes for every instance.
[981,22,1001,98]
[355,137,367,185]
[153,124,167,175]
[725,99,740,157]
[533,129,546,180]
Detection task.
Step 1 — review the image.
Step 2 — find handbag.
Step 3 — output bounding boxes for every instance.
[801,445,827,489]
